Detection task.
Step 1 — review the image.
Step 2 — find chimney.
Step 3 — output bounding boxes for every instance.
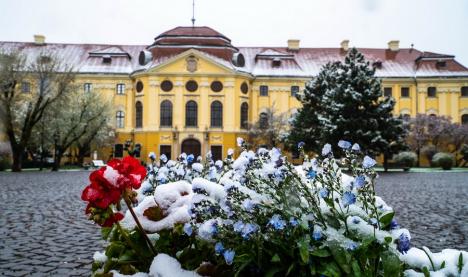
[388,40,399,51]
[340,40,350,51]
[287,39,300,51]
[34,35,46,45]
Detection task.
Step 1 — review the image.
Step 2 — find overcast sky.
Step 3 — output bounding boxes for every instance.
[1,0,467,66]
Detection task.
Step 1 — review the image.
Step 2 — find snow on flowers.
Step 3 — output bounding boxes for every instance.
[84,141,467,277]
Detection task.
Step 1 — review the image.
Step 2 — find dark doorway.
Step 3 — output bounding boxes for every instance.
[181,139,201,157]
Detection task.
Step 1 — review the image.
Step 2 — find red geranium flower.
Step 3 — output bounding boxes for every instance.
[81,181,121,209]
[109,156,147,190]
[101,212,124,227]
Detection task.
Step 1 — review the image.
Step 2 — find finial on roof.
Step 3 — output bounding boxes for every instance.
[191,0,196,27]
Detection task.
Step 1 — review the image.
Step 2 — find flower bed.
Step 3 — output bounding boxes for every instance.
[83,139,467,277]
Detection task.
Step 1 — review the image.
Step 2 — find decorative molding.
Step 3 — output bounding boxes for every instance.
[224,81,235,88]
[200,81,210,87]
[399,108,411,114]
[175,81,184,86]
[149,81,159,87]
[426,108,438,114]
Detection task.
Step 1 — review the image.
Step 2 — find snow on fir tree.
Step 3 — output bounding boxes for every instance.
[288,48,407,163]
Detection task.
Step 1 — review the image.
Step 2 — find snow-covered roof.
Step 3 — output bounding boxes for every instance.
[1,27,468,78]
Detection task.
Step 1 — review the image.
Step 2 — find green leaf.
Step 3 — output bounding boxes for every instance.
[384,236,393,244]
[143,206,164,221]
[310,248,331,257]
[381,250,401,277]
[440,260,445,269]
[319,261,341,277]
[298,239,309,264]
[458,253,464,273]
[105,242,125,258]
[101,227,113,240]
[286,263,295,276]
[379,211,395,228]
[118,250,135,262]
[351,260,362,277]
[328,243,351,274]
[422,266,430,277]
[271,254,281,263]
[265,267,282,277]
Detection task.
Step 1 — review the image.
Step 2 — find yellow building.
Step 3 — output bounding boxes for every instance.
[1,27,468,162]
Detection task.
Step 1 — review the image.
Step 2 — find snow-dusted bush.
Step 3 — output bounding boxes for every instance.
[394,151,417,169]
[83,140,467,277]
[432,152,455,170]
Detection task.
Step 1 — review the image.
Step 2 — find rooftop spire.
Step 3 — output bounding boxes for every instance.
[191,0,196,27]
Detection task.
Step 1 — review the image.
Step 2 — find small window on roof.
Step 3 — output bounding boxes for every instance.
[102,55,112,64]
[436,61,446,68]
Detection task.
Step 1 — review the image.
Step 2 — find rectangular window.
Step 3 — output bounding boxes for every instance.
[160,145,171,160]
[401,87,410,98]
[116,84,125,95]
[21,82,30,93]
[211,145,223,161]
[84,83,92,93]
[427,87,437,98]
[383,87,392,97]
[462,87,468,97]
[291,86,299,97]
[114,144,124,158]
[260,85,269,96]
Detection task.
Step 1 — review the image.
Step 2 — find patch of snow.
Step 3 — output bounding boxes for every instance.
[149,253,201,277]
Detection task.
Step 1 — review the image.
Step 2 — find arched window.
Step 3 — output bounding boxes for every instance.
[160,100,173,127]
[259,112,268,129]
[116,111,125,128]
[241,103,249,129]
[135,101,143,128]
[462,114,468,125]
[210,101,223,127]
[185,101,198,127]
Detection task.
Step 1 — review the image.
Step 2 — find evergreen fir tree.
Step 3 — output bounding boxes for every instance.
[288,48,407,163]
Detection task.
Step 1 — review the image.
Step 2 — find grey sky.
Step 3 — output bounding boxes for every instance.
[1,0,467,66]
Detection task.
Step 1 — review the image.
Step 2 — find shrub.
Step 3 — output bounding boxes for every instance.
[82,140,468,277]
[432,152,455,170]
[421,145,437,166]
[393,151,417,168]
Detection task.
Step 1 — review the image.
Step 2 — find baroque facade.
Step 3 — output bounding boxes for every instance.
[1,26,468,162]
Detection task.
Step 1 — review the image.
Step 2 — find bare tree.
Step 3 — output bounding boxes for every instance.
[36,87,114,171]
[247,106,290,148]
[75,117,115,165]
[0,51,75,171]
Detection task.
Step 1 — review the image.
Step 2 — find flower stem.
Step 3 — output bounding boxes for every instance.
[123,195,157,256]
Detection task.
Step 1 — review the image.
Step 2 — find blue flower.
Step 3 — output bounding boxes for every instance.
[342,191,356,207]
[268,214,286,230]
[242,199,256,212]
[338,140,352,149]
[233,221,245,233]
[352,143,361,151]
[319,188,329,198]
[321,143,332,156]
[215,242,224,254]
[289,217,299,227]
[187,154,194,163]
[354,175,366,188]
[183,223,193,236]
[352,217,361,224]
[297,141,305,149]
[307,170,316,180]
[369,218,378,227]
[346,242,358,251]
[363,156,377,168]
[241,223,258,240]
[312,229,323,241]
[397,233,411,254]
[223,249,235,265]
[390,219,399,230]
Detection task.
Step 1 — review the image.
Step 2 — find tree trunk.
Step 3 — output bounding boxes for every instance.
[383,153,389,172]
[11,149,23,172]
[52,151,63,171]
[416,147,421,167]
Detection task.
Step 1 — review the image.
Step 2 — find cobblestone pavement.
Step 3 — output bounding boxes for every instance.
[0,171,466,276]
[376,172,468,252]
[0,171,103,276]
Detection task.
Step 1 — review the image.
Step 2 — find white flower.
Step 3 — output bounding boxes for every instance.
[237,137,244,147]
[148,152,156,159]
[227,148,234,156]
[352,143,361,151]
[321,143,332,156]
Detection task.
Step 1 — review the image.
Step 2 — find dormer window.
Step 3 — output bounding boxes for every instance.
[102,55,112,64]
[436,60,446,69]
[40,55,51,63]
[272,58,281,67]
[373,60,382,69]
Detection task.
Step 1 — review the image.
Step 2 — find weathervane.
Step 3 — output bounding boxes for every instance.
[191,0,196,27]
